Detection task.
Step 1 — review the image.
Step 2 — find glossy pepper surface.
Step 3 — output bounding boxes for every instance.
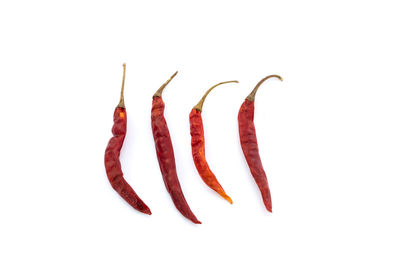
[189,81,238,203]
[104,64,151,215]
[151,72,201,224]
[238,75,282,212]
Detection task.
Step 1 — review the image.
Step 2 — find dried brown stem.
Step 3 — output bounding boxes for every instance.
[153,71,178,98]
[193,80,239,112]
[117,63,127,108]
[246,75,283,102]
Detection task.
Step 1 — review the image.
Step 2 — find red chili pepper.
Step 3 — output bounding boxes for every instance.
[238,75,282,212]
[104,64,151,215]
[189,81,238,204]
[151,72,201,224]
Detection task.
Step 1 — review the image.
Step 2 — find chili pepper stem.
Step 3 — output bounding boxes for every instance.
[117,63,127,108]
[193,80,239,112]
[153,71,178,98]
[246,75,283,102]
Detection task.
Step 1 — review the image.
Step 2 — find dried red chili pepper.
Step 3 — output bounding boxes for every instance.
[189,81,239,204]
[151,72,201,224]
[238,75,282,212]
[104,64,151,215]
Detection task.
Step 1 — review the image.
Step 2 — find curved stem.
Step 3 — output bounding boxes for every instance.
[117,63,127,108]
[153,71,178,98]
[246,75,283,102]
[193,80,239,112]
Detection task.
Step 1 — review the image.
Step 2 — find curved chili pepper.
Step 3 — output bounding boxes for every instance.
[238,75,283,212]
[189,81,239,204]
[104,64,151,215]
[151,72,201,224]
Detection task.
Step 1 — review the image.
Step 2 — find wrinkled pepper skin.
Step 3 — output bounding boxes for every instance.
[152,96,201,224]
[105,107,151,215]
[189,109,232,203]
[238,99,272,212]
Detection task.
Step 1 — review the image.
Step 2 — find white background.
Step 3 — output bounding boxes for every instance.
[0,0,399,266]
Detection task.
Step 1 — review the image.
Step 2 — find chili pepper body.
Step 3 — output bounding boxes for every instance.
[238,99,272,212]
[104,64,151,215]
[189,81,238,203]
[151,72,201,224]
[238,75,282,212]
[105,108,151,214]
[190,110,232,203]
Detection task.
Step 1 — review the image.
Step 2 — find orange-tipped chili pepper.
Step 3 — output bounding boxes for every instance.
[151,72,201,224]
[238,75,283,212]
[104,64,151,215]
[189,81,239,204]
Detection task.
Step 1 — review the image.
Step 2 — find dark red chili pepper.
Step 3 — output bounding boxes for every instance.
[238,75,282,212]
[151,72,201,224]
[104,64,151,215]
[189,81,238,204]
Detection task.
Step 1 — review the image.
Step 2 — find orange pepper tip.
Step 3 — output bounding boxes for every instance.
[221,193,233,204]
